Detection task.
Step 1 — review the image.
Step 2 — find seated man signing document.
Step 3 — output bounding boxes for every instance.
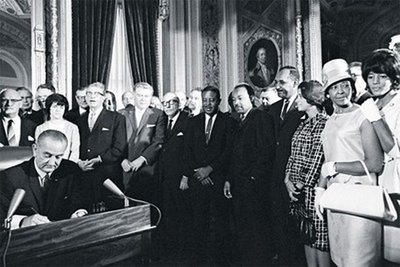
[0,130,87,229]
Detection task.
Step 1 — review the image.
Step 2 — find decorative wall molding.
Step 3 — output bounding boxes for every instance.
[201,0,221,87]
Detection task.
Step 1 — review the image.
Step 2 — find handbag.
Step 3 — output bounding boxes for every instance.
[320,160,398,222]
[289,190,316,245]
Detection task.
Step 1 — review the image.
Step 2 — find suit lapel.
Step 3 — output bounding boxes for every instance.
[27,162,45,212]
[0,115,8,146]
[207,111,222,144]
[20,118,28,145]
[80,112,91,136]
[125,106,136,141]
[137,108,152,135]
[167,112,183,141]
[91,109,106,133]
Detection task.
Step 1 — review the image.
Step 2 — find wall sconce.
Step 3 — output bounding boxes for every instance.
[159,0,169,21]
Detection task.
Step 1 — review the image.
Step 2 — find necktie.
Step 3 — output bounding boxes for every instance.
[41,173,50,192]
[7,119,17,146]
[89,112,96,131]
[205,116,213,144]
[280,100,289,120]
[167,119,173,133]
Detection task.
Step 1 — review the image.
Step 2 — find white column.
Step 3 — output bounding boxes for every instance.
[31,0,46,95]
[307,0,322,80]
[58,0,72,104]
[219,0,238,112]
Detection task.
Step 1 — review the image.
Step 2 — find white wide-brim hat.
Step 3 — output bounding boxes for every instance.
[322,58,352,90]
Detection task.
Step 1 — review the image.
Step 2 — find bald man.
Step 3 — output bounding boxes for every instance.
[0,88,36,147]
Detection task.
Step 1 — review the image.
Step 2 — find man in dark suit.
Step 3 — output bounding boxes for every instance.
[26,84,55,125]
[65,86,88,124]
[224,83,275,266]
[120,82,166,203]
[0,88,36,147]
[268,66,306,266]
[0,130,87,230]
[77,82,126,205]
[158,92,191,260]
[183,86,234,265]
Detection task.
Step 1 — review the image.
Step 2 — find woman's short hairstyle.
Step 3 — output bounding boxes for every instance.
[45,93,69,118]
[362,48,400,89]
[298,80,325,111]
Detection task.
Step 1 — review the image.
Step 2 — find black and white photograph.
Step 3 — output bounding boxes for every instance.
[0,0,400,267]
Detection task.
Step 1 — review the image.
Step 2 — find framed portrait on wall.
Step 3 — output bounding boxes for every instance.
[246,38,278,89]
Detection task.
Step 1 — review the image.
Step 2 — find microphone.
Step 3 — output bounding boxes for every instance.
[4,189,26,230]
[103,179,129,207]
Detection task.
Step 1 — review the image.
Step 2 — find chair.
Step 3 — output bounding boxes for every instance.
[0,146,32,171]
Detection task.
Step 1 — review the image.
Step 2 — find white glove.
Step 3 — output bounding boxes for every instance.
[315,187,326,220]
[321,162,337,178]
[360,98,381,122]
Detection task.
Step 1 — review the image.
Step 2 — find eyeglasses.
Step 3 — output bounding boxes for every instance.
[1,98,22,104]
[162,99,178,107]
[86,91,104,97]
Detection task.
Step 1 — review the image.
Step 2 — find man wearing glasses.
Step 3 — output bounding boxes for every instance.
[76,82,126,206]
[0,88,36,147]
[65,86,89,124]
[120,82,166,204]
[158,92,190,258]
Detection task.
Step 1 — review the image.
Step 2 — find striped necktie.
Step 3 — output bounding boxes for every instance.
[7,119,17,146]
[88,112,96,131]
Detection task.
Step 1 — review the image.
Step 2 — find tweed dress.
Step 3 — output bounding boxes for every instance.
[286,113,329,251]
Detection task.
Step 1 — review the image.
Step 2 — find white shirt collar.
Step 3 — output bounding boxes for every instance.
[2,116,21,145]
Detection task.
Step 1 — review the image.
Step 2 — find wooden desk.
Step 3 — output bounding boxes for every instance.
[2,204,153,266]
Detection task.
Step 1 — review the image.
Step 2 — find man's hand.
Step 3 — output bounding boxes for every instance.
[86,156,101,169]
[77,160,94,172]
[285,180,299,201]
[201,177,214,186]
[223,181,232,199]
[130,157,146,172]
[20,214,50,228]
[179,176,189,190]
[121,159,132,172]
[194,166,213,181]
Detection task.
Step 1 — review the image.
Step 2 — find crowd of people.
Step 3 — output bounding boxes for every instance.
[0,46,400,267]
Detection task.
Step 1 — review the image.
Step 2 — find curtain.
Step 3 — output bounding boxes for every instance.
[72,0,117,107]
[124,0,159,96]
[108,3,134,110]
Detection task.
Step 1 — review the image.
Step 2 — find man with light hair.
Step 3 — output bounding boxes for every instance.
[120,82,166,203]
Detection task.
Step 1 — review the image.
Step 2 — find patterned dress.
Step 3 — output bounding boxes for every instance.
[286,113,329,251]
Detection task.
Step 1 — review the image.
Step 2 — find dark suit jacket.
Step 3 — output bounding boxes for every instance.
[268,98,305,190]
[77,109,127,182]
[0,115,36,147]
[0,158,86,221]
[159,112,190,186]
[228,108,275,191]
[120,106,166,187]
[65,107,87,125]
[184,111,235,184]
[26,110,46,125]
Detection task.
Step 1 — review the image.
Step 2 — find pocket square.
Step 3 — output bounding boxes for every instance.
[27,136,35,141]
[101,127,110,131]
[177,132,184,136]
[146,124,156,128]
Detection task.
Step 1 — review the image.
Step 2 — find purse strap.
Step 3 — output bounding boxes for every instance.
[358,160,374,184]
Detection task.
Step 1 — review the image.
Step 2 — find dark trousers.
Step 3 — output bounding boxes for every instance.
[188,177,232,264]
[232,178,272,266]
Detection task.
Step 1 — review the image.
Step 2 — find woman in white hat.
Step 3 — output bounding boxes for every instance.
[315,58,384,266]
[360,48,400,263]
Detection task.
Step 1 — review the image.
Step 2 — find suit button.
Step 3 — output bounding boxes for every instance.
[276,142,279,146]
[88,149,91,152]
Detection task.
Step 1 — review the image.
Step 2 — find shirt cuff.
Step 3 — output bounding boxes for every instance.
[70,209,88,218]
[11,215,27,230]
[140,156,148,165]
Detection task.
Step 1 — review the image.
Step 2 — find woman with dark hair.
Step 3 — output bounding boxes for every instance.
[360,48,400,264]
[104,90,117,111]
[35,93,80,162]
[315,59,383,266]
[284,80,330,266]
